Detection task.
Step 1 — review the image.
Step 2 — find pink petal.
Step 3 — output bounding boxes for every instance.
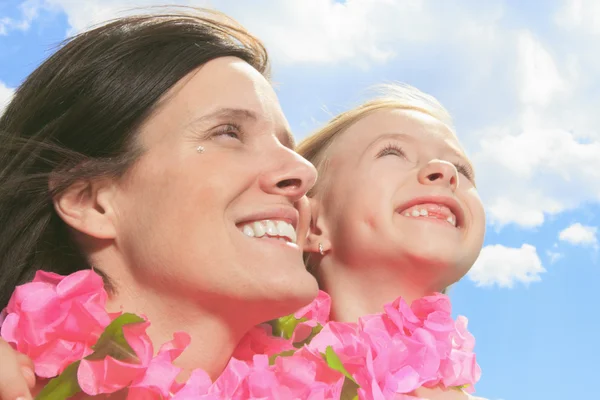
[56,270,106,301]
[294,290,331,325]
[122,322,154,366]
[78,356,146,395]
[128,332,191,398]
[172,369,214,399]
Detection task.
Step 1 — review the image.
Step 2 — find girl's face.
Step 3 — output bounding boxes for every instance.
[315,108,485,289]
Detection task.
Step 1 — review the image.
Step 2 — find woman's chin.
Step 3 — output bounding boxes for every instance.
[261,273,320,318]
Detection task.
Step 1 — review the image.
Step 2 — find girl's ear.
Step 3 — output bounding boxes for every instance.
[304,197,331,254]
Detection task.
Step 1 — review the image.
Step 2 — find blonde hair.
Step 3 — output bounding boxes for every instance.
[296,83,454,198]
[297,83,454,294]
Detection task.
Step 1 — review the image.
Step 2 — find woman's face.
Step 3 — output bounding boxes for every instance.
[108,57,318,318]
[317,108,485,289]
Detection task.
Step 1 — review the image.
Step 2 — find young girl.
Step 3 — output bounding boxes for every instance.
[296,83,487,399]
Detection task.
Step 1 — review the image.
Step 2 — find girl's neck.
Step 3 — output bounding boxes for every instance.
[320,258,440,322]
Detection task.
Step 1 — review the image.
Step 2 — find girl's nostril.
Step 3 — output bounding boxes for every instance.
[277,178,301,189]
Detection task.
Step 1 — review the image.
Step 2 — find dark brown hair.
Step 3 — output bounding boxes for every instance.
[0,9,270,309]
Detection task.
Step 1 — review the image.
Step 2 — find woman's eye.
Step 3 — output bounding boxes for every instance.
[214,124,242,140]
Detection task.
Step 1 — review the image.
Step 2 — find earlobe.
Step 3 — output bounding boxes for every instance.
[53,179,117,240]
[304,197,332,254]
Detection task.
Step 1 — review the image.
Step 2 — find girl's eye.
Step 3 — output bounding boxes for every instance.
[377,143,407,158]
[455,163,475,182]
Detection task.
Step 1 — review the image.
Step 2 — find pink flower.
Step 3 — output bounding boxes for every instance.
[209,357,251,398]
[292,290,331,343]
[6,269,481,398]
[305,293,481,398]
[78,322,191,398]
[172,369,218,400]
[1,270,111,377]
[294,290,331,325]
[211,352,344,399]
[439,349,481,393]
[232,324,295,362]
[451,316,476,352]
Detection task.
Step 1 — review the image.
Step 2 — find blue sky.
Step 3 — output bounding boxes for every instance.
[1,1,598,399]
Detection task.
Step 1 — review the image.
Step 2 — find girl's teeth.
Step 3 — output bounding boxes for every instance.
[240,220,297,243]
[401,207,457,227]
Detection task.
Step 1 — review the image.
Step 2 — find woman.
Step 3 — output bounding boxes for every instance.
[0,15,486,400]
[0,9,319,400]
[296,83,487,399]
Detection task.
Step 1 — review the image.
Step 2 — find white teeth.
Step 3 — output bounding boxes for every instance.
[253,221,266,237]
[242,225,255,237]
[401,206,457,227]
[266,220,277,236]
[447,215,456,226]
[240,219,297,243]
[276,220,297,244]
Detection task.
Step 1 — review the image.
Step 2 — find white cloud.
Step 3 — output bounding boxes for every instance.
[470,29,600,228]
[0,81,14,116]
[27,0,600,230]
[468,244,546,288]
[38,0,504,66]
[555,0,600,35]
[546,250,563,264]
[559,223,598,246]
[0,0,40,35]
[38,0,208,36]
[517,31,566,107]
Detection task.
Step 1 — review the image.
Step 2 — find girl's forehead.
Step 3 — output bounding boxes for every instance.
[332,108,464,156]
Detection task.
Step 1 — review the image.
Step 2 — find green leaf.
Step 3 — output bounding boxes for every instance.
[451,384,470,391]
[35,313,147,400]
[271,314,307,340]
[86,312,145,362]
[339,376,360,400]
[268,349,297,365]
[35,362,82,400]
[324,346,357,384]
[292,323,323,349]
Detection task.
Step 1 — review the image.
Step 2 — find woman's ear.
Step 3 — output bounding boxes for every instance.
[304,197,332,254]
[53,179,117,240]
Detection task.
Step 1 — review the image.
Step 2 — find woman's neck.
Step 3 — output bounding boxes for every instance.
[106,282,246,380]
[319,258,441,323]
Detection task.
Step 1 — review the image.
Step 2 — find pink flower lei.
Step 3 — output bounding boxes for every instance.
[1,270,481,399]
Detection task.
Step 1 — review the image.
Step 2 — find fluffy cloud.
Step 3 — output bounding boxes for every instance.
[0,81,14,116]
[555,0,600,35]
[23,0,600,230]
[0,0,40,35]
[468,244,546,288]
[546,249,563,264]
[558,223,598,246]
[470,29,600,228]
[36,0,504,66]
